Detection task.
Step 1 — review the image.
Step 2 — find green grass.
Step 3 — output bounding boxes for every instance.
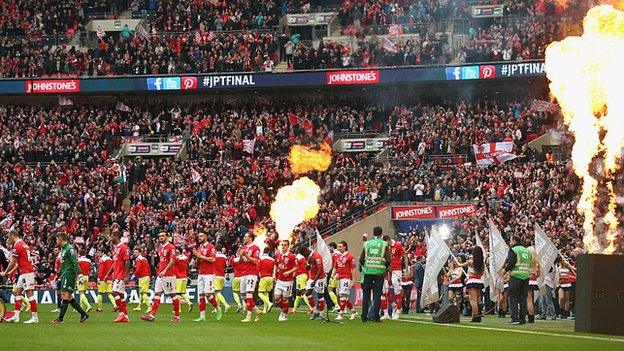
[2,306,623,351]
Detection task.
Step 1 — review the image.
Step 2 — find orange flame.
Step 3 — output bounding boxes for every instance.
[269,177,321,241]
[251,224,268,252]
[545,5,624,254]
[288,143,333,175]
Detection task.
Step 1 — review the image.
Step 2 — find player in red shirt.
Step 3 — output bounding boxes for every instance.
[132,247,152,312]
[388,237,406,320]
[257,247,275,314]
[111,231,131,322]
[77,251,93,313]
[298,246,327,320]
[174,247,193,312]
[96,249,116,312]
[238,232,261,322]
[141,232,180,322]
[327,242,340,312]
[1,230,39,323]
[274,240,297,322]
[213,244,230,312]
[192,232,222,322]
[333,241,357,320]
[230,255,243,311]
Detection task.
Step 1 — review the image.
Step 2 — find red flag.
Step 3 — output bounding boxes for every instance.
[301,118,314,134]
[195,31,202,43]
[287,112,299,126]
[207,31,216,41]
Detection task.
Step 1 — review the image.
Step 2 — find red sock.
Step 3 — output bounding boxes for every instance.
[119,299,127,315]
[281,300,289,313]
[308,296,315,309]
[199,297,206,312]
[14,299,22,312]
[395,293,403,309]
[151,299,161,316]
[208,296,218,308]
[346,300,353,310]
[172,297,180,317]
[339,298,347,312]
[381,297,387,310]
[317,298,325,312]
[246,297,255,312]
[29,299,38,313]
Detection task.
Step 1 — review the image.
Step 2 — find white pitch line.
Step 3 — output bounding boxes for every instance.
[397,317,624,343]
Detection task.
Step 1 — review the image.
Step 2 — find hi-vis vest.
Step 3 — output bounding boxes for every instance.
[363,238,388,275]
[511,245,531,280]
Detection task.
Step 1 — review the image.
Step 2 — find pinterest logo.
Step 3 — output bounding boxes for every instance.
[181,77,198,90]
[479,65,496,79]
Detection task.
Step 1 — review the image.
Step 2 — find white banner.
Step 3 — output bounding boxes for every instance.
[474,231,494,300]
[488,220,509,300]
[534,224,558,287]
[316,230,333,274]
[420,228,452,307]
[473,142,517,166]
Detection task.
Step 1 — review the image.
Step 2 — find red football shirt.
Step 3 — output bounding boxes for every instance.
[238,244,260,276]
[276,252,297,281]
[174,253,189,279]
[257,255,275,278]
[390,241,405,271]
[78,256,91,276]
[196,242,216,275]
[231,257,242,278]
[214,252,227,277]
[307,251,326,280]
[97,256,113,281]
[134,255,151,278]
[295,254,307,275]
[13,239,34,274]
[335,251,355,280]
[112,243,130,280]
[157,242,177,277]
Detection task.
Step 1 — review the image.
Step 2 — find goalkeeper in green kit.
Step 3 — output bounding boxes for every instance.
[51,232,90,324]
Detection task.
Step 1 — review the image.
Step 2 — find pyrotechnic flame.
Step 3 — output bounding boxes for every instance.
[288,142,333,174]
[251,224,268,252]
[546,5,624,254]
[269,177,321,241]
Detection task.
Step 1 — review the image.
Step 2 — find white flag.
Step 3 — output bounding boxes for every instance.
[96,25,106,39]
[534,224,558,287]
[381,37,399,53]
[58,96,74,106]
[475,231,494,301]
[488,220,509,300]
[190,168,202,183]
[473,142,517,166]
[243,138,256,154]
[315,229,333,274]
[420,228,452,307]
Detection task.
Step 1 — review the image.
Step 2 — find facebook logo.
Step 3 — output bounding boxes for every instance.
[445,67,462,80]
[461,66,479,80]
[146,77,181,91]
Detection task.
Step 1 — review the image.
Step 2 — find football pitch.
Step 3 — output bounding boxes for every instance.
[2,307,623,351]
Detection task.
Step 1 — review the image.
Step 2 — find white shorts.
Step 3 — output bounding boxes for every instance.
[112,279,126,293]
[391,270,403,294]
[155,276,176,295]
[306,278,326,294]
[197,274,215,295]
[16,272,35,291]
[275,280,293,298]
[338,278,352,296]
[240,275,258,294]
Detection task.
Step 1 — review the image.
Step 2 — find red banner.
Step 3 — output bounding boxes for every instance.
[326,70,380,85]
[26,80,80,94]
[392,204,477,220]
[436,204,478,219]
[392,205,436,220]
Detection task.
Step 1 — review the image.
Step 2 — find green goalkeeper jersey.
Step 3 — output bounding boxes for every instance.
[59,242,81,279]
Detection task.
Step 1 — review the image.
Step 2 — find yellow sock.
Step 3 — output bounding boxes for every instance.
[303,295,313,309]
[329,291,339,307]
[108,293,117,308]
[142,293,152,310]
[97,294,103,309]
[22,296,30,312]
[80,293,91,310]
[232,291,242,307]
[182,293,192,306]
[216,292,230,308]
[293,296,301,309]
[258,292,271,313]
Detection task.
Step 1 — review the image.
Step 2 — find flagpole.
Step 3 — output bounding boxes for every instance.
[315,228,341,325]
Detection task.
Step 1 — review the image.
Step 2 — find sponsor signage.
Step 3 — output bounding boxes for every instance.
[0,61,546,95]
[471,4,505,18]
[25,79,80,94]
[392,203,477,220]
[326,70,380,85]
[286,12,335,26]
[340,137,389,152]
[125,142,183,156]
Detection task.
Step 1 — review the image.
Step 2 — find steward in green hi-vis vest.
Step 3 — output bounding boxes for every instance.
[511,245,531,280]
[363,238,388,275]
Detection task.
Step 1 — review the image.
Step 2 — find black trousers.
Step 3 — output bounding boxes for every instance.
[508,276,529,322]
[361,274,385,322]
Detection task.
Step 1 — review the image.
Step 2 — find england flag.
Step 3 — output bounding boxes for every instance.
[473,142,517,166]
